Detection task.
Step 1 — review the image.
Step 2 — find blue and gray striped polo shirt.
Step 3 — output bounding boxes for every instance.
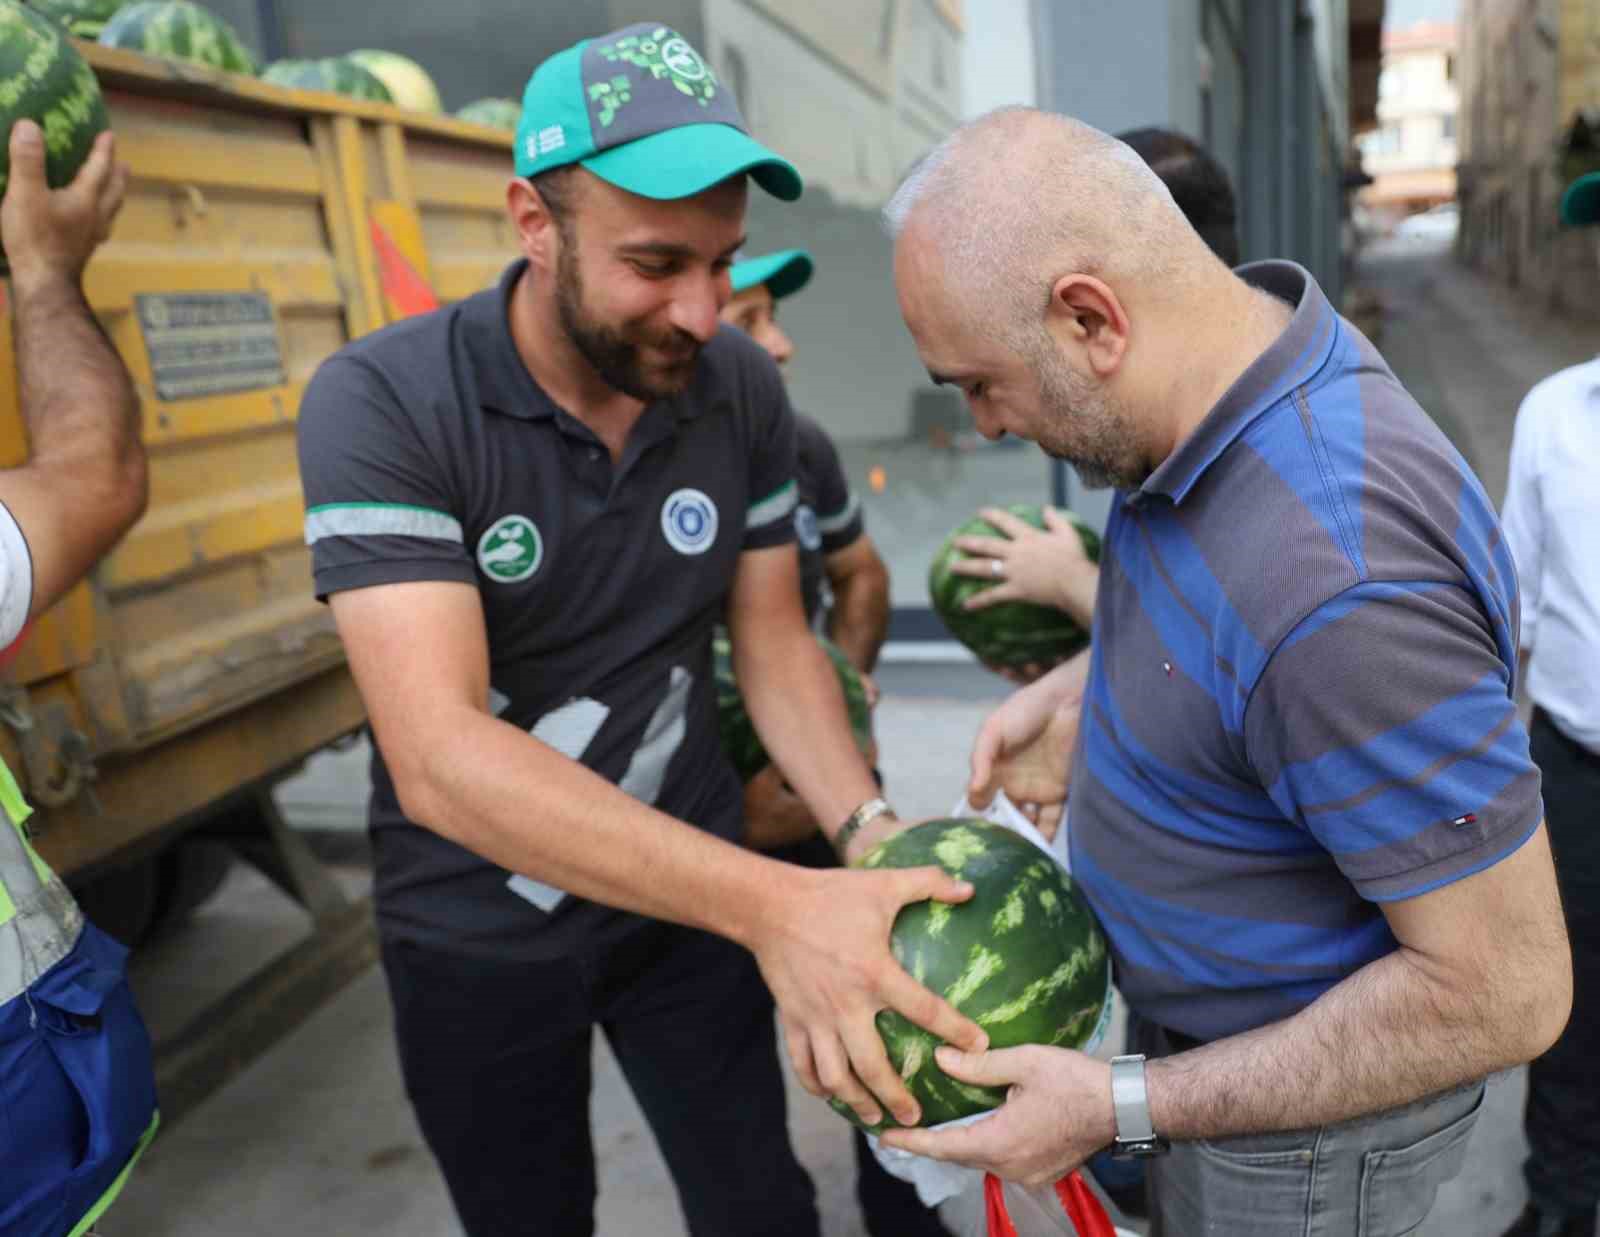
[1069,261,1541,1041]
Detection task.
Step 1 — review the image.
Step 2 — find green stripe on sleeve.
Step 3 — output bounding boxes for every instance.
[747,480,798,529]
[304,503,464,546]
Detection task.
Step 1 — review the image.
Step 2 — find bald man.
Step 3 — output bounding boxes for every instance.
[877,108,1569,1236]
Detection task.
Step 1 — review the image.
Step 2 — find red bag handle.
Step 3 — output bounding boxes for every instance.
[984,1170,1117,1237]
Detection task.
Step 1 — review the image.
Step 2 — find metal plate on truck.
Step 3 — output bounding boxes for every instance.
[135,292,288,402]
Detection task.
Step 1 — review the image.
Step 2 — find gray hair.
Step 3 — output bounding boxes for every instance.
[884,107,1209,346]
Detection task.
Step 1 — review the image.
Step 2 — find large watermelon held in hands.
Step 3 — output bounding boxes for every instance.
[345,49,440,112]
[834,818,1110,1131]
[455,97,518,130]
[0,0,110,266]
[262,56,392,103]
[714,631,872,782]
[97,0,256,75]
[25,0,126,39]
[928,503,1101,670]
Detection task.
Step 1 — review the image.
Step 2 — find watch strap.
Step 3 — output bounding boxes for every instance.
[1110,1054,1156,1142]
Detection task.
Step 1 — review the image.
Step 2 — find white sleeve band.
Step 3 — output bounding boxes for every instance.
[0,499,34,649]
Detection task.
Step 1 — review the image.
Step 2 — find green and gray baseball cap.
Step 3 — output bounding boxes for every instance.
[1561,172,1600,226]
[730,248,814,300]
[514,22,802,202]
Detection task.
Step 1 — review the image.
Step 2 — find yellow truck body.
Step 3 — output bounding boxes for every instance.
[0,43,521,1117]
[2,43,515,879]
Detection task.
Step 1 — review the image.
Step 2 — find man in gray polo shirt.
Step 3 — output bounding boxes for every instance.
[875,108,1568,1236]
[297,25,984,1237]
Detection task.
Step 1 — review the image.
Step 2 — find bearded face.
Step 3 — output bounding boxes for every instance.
[552,218,705,404]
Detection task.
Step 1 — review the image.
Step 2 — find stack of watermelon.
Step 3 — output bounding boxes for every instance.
[0,0,111,265]
[714,632,873,782]
[97,0,255,74]
[928,503,1101,671]
[26,0,124,39]
[835,818,1110,1131]
[345,49,440,112]
[455,97,518,130]
[262,56,391,103]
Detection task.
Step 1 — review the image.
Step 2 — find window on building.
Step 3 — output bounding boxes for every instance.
[1442,113,1456,141]
[1445,53,1455,82]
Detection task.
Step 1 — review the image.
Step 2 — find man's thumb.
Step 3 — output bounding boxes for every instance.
[7,121,45,192]
[934,1044,1018,1087]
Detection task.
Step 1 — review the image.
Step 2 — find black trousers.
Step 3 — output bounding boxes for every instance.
[1524,708,1600,1216]
[381,921,818,1237]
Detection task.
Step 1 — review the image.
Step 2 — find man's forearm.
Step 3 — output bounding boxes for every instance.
[395,706,798,948]
[1148,942,1553,1141]
[14,272,141,478]
[827,569,890,673]
[736,626,880,843]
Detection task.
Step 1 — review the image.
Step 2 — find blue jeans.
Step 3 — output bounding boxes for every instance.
[1146,1079,1483,1237]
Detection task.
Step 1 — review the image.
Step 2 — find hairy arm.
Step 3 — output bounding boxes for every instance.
[1149,823,1569,1138]
[0,124,143,619]
[823,535,890,674]
[332,577,984,1127]
[727,542,883,855]
[885,823,1570,1183]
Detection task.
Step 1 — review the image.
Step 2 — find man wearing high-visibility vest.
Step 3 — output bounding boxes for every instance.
[0,118,154,1237]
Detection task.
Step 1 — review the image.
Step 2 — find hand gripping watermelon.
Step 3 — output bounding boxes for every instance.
[262,57,392,103]
[714,631,873,782]
[25,0,125,38]
[928,503,1101,670]
[0,0,110,263]
[834,818,1110,1131]
[455,97,519,130]
[97,0,256,75]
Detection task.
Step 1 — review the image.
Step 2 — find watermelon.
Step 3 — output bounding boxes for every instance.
[835,818,1110,1131]
[455,96,518,130]
[26,0,126,39]
[262,56,392,103]
[97,0,256,75]
[714,631,872,782]
[928,503,1101,670]
[0,0,110,266]
[345,49,440,112]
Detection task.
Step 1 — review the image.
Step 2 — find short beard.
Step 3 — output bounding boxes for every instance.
[1031,344,1151,490]
[552,217,700,403]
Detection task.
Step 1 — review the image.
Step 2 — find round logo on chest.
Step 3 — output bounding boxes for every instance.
[794,505,822,552]
[661,488,719,556]
[477,514,544,583]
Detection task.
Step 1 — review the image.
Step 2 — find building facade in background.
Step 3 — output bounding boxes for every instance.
[1356,22,1459,223]
[1457,0,1600,316]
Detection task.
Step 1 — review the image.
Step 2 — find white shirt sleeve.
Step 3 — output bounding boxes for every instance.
[1499,389,1545,654]
[0,498,33,649]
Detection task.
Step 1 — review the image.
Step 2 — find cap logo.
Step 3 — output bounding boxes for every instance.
[594,25,719,118]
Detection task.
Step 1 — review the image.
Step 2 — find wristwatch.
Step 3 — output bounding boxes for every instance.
[1109,1054,1170,1159]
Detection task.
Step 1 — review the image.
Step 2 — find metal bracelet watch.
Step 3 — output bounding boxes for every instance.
[1109,1054,1170,1159]
[835,796,896,858]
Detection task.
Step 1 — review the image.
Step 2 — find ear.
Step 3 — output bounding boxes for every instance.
[507,177,561,275]
[1043,274,1130,379]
